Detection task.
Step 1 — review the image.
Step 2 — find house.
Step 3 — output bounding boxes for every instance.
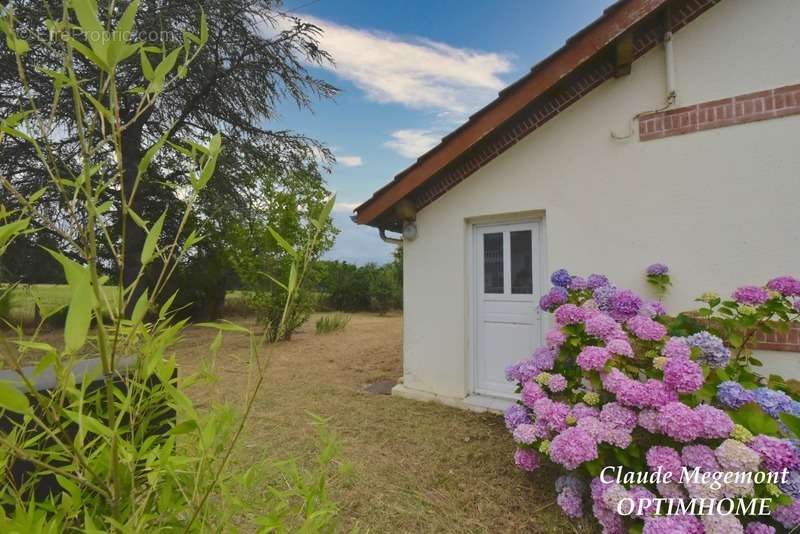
[355,0,800,411]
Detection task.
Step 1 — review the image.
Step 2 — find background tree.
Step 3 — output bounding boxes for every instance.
[0,0,338,315]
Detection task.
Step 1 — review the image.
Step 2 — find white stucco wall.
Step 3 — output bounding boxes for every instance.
[400,0,800,401]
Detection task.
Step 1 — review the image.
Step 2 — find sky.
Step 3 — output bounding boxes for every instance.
[272,0,615,265]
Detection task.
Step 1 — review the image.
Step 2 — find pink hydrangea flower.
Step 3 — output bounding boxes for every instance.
[577,346,612,371]
[749,435,800,472]
[549,427,598,469]
[767,275,800,297]
[681,444,720,472]
[663,357,704,393]
[638,409,661,434]
[521,381,546,407]
[644,379,678,408]
[548,373,567,392]
[545,327,566,349]
[646,445,682,477]
[626,315,667,341]
[606,338,633,357]
[554,303,586,326]
[584,312,621,340]
[661,337,691,359]
[715,439,761,472]
[512,423,537,444]
[657,402,703,442]
[600,402,637,431]
[572,403,600,420]
[513,449,541,471]
[732,285,769,305]
[695,405,733,439]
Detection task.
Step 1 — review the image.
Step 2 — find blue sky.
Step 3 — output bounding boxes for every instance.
[273,0,615,264]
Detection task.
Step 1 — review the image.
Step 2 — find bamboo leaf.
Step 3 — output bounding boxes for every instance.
[267,227,297,259]
[64,275,93,352]
[141,210,166,265]
[131,288,149,324]
[0,381,29,413]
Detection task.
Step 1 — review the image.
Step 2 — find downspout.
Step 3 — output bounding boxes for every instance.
[610,29,678,139]
[378,227,403,246]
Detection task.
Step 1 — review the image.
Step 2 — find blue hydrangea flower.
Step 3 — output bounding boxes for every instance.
[592,285,617,311]
[686,331,730,368]
[753,387,795,418]
[504,404,530,431]
[716,381,755,409]
[646,263,669,276]
[550,269,572,288]
[779,471,800,499]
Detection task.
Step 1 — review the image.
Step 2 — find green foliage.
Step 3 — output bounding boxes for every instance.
[315,312,351,334]
[316,255,402,314]
[0,3,339,531]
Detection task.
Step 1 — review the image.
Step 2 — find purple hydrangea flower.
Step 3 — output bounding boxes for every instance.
[600,402,637,431]
[646,445,682,477]
[610,289,642,321]
[584,311,623,340]
[606,338,633,357]
[513,424,537,444]
[795,299,800,313]
[744,522,776,534]
[695,405,733,439]
[521,381,546,408]
[686,331,730,367]
[646,263,669,276]
[554,303,586,325]
[638,410,661,434]
[658,402,703,442]
[681,444,720,472]
[749,435,800,472]
[732,285,770,305]
[550,269,572,288]
[592,285,618,311]
[662,337,691,359]
[717,381,755,409]
[544,328,566,349]
[570,276,588,291]
[548,374,567,392]
[767,275,800,297]
[556,486,583,518]
[531,346,556,372]
[504,404,530,431]
[753,387,795,418]
[513,448,541,471]
[773,498,800,529]
[587,273,609,290]
[640,299,667,318]
[663,357,704,393]
[780,471,800,499]
[539,286,568,311]
[549,427,598,470]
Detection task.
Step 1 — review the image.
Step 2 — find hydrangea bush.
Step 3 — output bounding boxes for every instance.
[505,268,800,533]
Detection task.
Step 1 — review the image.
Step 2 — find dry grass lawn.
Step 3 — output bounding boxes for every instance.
[176,313,594,533]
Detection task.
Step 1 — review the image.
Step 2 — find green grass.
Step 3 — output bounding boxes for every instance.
[315,312,351,334]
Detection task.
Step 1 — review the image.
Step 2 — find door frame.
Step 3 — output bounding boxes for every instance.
[468,215,546,398]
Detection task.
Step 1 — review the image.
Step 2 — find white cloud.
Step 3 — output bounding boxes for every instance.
[333,201,359,213]
[337,155,363,167]
[383,129,441,159]
[300,16,512,114]
[323,210,395,265]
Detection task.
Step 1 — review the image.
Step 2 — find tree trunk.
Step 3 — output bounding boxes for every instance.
[121,125,146,317]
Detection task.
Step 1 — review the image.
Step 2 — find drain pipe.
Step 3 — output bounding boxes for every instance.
[379,227,403,246]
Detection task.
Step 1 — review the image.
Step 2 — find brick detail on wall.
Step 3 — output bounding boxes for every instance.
[409,0,719,216]
[752,323,800,353]
[639,83,800,141]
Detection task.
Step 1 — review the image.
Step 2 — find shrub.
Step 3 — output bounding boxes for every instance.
[505,267,800,532]
[316,312,351,334]
[316,260,402,313]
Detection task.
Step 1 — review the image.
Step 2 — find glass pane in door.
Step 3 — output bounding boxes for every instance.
[483,232,503,294]
[510,230,532,294]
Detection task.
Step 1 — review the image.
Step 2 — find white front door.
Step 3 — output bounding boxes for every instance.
[473,221,542,398]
